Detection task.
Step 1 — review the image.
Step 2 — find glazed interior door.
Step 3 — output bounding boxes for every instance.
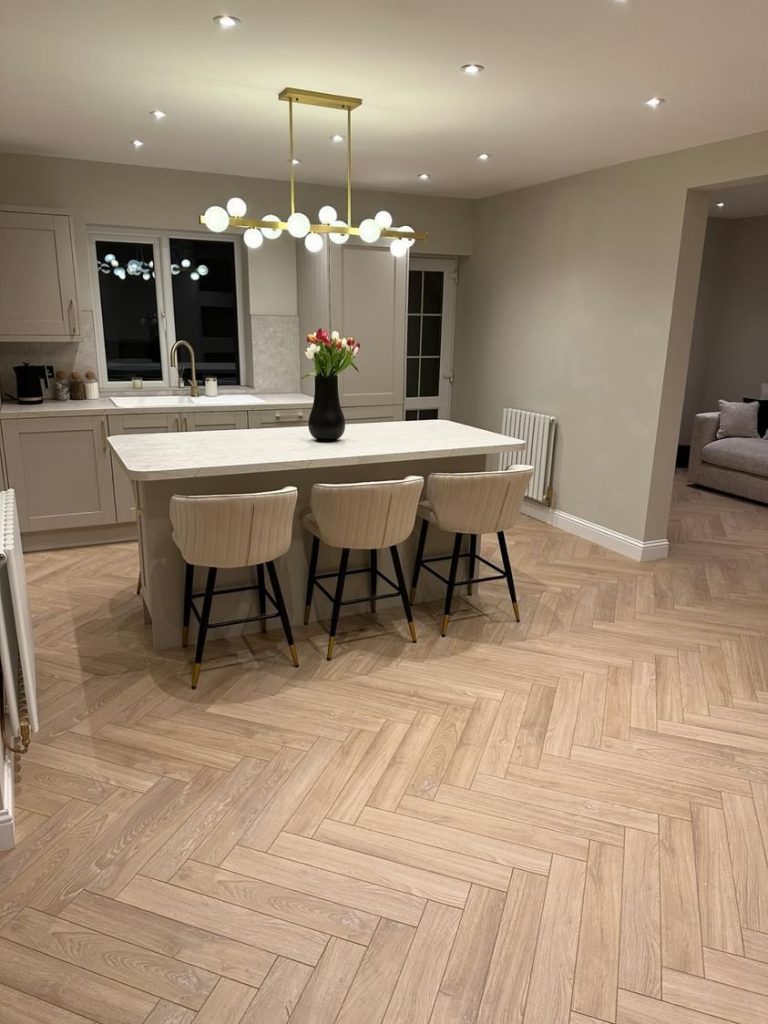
[404,257,456,420]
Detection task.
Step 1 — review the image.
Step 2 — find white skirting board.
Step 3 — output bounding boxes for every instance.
[522,499,669,562]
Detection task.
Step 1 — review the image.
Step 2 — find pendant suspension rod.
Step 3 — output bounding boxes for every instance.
[346,107,352,227]
[288,99,296,215]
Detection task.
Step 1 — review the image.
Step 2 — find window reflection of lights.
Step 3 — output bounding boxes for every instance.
[97,257,209,281]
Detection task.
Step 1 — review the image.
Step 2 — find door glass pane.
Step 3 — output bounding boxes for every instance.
[422,271,444,314]
[405,409,418,421]
[421,316,442,357]
[419,357,440,397]
[419,408,439,419]
[95,240,162,381]
[170,238,240,384]
[408,270,422,314]
[407,316,421,357]
[406,357,419,398]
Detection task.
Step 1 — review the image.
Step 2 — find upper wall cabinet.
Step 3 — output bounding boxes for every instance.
[0,210,79,339]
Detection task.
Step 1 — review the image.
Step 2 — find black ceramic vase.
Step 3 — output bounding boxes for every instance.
[309,374,345,442]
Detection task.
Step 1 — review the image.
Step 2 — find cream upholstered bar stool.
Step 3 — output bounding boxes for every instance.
[170,487,298,688]
[410,465,534,636]
[302,476,424,659]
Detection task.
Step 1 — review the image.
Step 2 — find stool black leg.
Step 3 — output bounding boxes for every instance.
[390,545,417,643]
[266,561,299,667]
[182,562,194,647]
[304,536,320,626]
[410,519,429,603]
[442,533,464,637]
[370,549,378,614]
[192,567,217,689]
[257,563,267,633]
[468,534,478,596]
[327,548,350,660]
[497,531,520,622]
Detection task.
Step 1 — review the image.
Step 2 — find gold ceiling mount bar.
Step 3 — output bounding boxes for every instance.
[278,87,362,111]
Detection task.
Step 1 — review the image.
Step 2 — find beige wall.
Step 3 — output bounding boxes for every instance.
[680,214,768,443]
[453,130,768,543]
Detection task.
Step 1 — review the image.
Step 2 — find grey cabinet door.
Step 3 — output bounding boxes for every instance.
[0,212,79,338]
[181,411,248,432]
[108,413,178,522]
[2,416,116,531]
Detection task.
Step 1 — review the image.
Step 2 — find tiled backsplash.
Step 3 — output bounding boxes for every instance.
[0,310,301,399]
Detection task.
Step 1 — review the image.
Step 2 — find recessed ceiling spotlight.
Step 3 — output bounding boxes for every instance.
[716,201,726,208]
[213,14,240,28]
[149,110,166,120]
[418,173,431,181]
[330,133,345,143]
[645,96,665,109]
[461,63,485,75]
[291,158,301,166]
[477,152,491,161]
[130,139,144,149]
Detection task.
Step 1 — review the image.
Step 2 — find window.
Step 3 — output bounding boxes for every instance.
[91,231,244,386]
[407,269,444,400]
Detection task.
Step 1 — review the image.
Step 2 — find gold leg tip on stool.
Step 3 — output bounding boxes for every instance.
[326,637,336,661]
[408,621,418,643]
[191,663,201,689]
[290,644,300,668]
[303,606,311,626]
[441,615,450,637]
[513,601,520,623]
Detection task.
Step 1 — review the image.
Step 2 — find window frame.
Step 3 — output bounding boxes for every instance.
[88,227,249,389]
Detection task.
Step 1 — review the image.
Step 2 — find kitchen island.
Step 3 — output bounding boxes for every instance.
[109,419,526,650]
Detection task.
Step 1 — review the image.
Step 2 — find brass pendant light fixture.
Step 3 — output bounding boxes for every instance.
[200,88,426,257]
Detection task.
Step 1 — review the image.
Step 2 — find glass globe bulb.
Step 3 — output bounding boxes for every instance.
[390,238,408,258]
[304,233,324,253]
[99,265,110,274]
[358,218,382,244]
[110,259,119,267]
[180,258,191,268]
[318,205,337,225]
[114,267,127,279]
[197,264,209,275]
[142,272,151,280]
[261,215,283,240]
[171,264,180,275]
[287,211,311,239]
[243,228,264,249]
[190,271,200,281]
[399,225,416,248]
[127,259,140,275]
[329,220,350,245]
[103,253,116,263]
[148,260,154,268]
[375,210,393,229]
[203,205,230,233]
[226,196,247,218]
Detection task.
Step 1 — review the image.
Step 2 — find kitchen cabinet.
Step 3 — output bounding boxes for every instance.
[252,407,308,428]
[180,410,248,432]
[108,413,178,523]
[0,210,79,338]
[2,416,115,531]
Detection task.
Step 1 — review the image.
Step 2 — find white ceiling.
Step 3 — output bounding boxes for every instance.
[2,0,768,199]
[708,179,768,219]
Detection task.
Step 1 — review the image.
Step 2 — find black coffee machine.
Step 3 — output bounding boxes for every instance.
[14,363,48,404]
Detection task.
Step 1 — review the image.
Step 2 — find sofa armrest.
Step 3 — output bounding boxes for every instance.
[689,412,719,481]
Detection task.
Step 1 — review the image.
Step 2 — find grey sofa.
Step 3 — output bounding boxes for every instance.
[689,412,768,504]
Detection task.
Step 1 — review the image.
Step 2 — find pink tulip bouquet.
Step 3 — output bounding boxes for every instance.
[304,328,360,377]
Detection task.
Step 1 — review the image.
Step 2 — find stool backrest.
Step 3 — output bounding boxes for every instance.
[425,466,533,534]
[170,487,297,568]
[311,476,424,549]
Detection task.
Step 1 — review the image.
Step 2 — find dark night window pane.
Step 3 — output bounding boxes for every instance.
[419,409,439,419]
[405,409,418,421]
[421,316,442,357]
[170,238,240,384]
[407,316,421,357]
[422,271,443,314]
[419,357,440,397]
[408,271,422,315]
[96,240,162,381]
[406,358,420,398]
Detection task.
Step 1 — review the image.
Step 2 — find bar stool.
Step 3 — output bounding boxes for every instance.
[170,487,298,688]
[410,466,534,636]
[302,476,424,659]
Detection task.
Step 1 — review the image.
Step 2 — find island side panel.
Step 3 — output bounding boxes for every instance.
[138,454,487,651]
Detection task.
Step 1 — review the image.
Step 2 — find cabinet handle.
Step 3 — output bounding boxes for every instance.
[67,298,78,335]
[275,411,303,421]
[101,420,108,453]
[182,415,189,432]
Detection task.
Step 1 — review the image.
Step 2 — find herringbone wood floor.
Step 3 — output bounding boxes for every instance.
[2,472,768,1023]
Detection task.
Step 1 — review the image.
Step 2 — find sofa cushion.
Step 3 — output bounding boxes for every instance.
[702,437,768,477]
[717,399,759,439]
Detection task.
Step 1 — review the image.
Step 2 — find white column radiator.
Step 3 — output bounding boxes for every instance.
[499,408,556,505]
[0,489,39,850]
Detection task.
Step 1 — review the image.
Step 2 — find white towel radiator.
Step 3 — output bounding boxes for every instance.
[0,489,39,850]
[499,408,556,506]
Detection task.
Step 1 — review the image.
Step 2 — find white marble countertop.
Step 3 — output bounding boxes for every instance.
[109,419,527,481]
[0,392,312,418]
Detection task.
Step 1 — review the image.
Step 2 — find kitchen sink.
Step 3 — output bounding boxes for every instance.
[110,395,267,409]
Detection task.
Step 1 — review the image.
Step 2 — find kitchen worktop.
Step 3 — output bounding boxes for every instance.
[0,392,312,418]
[109,418,526,481]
